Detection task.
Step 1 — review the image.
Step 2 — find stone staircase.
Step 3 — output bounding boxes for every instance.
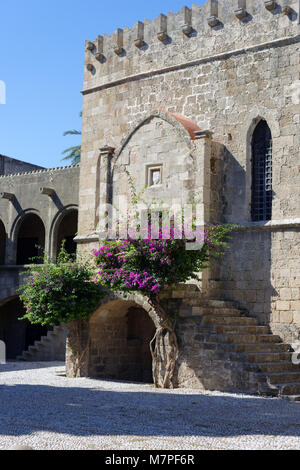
[16,323,67,362]
[173,285,300,401]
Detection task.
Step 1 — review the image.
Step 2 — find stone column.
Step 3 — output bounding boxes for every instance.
[193,130,213,296]
[96,146,114,238]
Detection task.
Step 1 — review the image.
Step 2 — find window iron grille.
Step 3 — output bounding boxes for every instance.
[251,120,272,222]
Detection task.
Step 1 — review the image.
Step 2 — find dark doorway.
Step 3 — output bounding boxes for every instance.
[125,307,156,383]
[56,210,78,258]
[0,298,49,359]
[16,214,45,264]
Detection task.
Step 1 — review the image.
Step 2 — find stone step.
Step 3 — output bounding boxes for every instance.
[280,383,300,396]
[245,362,300,373]
[209,333,282,345]
[200,308,245,317]
[235,343,290,354]
[239,352,293,363]
[206,300,237,309]
[16,323,67,362]
[176,284,199,292]
[47,331,58,337]
[259,372,300,385]
[284,395,300,402]
[22,351,34,359]
[207,342,289,354]
[34,341,47,348]
[202,315,257,326]
[39,335,51,342]
[213,325,270,335]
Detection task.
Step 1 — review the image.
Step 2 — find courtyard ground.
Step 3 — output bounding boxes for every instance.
[0,362,300,450]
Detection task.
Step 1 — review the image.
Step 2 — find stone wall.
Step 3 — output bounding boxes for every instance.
[0,165,80,266]
[213,227,300,344]
[0,155,44,176]
[0,164,80,361]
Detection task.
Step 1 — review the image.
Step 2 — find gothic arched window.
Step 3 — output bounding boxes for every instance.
[251,120,272,221]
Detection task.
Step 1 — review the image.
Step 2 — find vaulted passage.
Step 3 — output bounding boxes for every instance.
[0,297,49,359]
[16,214,45,264]
[89,301,156,383]
[56,209,78,258]
[0,220,5,265]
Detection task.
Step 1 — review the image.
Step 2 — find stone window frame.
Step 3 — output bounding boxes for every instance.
[146,164,163,188]
[251,120,273,222]
[243,111,279,223]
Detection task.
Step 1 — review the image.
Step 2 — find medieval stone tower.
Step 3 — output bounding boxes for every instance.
[72,0,300,397]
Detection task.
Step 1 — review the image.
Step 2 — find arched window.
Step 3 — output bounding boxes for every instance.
[16,214,45,264]
[251,120,272,221]
[56,209,78,259]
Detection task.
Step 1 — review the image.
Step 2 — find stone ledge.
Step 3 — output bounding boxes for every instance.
[236,219,300,231]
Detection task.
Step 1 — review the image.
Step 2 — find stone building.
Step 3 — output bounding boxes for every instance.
[0,156,79,360]
[71,0,300,398]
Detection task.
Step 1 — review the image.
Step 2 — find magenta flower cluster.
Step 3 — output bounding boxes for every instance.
[93,238,174,294]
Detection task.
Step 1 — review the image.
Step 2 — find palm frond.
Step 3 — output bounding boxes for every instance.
[63,129,81,137]
[61,145,81,155]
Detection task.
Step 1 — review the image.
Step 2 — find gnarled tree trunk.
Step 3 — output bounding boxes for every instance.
[65,318,90,378]
[148,296,179,389]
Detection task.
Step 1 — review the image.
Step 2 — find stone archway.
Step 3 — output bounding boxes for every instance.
[65,292,161,382]
[16,213,45,265]
[88,300,156,382]
[55,209,78,258]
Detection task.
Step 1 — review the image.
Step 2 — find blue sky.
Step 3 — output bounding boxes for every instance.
[0,0,205,168]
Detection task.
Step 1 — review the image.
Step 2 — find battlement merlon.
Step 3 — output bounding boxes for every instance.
[82,0,300,93]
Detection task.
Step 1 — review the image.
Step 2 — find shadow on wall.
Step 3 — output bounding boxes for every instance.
[214,141,277,327]
[0,220,5,265]
[0,380,300,438]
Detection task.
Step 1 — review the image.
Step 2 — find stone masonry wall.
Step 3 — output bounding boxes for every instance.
[0,155,44,176]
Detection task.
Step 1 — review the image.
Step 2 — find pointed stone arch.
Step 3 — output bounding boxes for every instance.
[108,110,201,212]
[114,109,201,161]
[240,106,279,221]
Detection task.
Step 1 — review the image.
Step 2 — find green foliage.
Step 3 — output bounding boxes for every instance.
[61,112,82,165]
[19,245,105,326]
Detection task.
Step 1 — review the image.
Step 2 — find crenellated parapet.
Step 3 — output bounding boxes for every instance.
[83,0,300,92]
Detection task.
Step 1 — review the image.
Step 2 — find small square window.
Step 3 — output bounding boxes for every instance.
[147,166,162,187]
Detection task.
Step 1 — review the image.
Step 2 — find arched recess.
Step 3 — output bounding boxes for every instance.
[15,213,45,265]
[50,207,78,259]
[0,297,49,359]
[114,109,200,161]
[241,107,279,221]
[88,298,156,382]
[251,120,273,221]
[0,219,6,265]
[108,110,200,214]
